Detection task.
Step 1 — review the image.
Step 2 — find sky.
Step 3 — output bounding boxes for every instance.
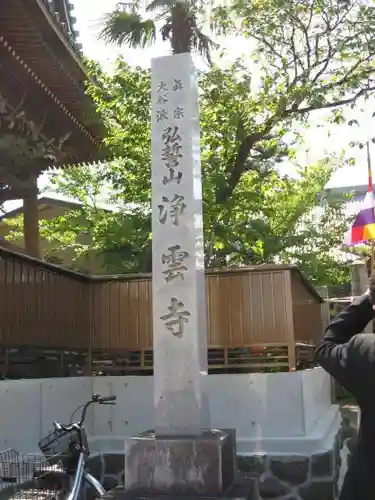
[6,0,374,212]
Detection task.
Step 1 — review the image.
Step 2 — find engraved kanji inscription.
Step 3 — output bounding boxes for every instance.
[157,81,168,92]
[160,125,183,184]
[172,79,183,91]
[173,106,184,119]
[156,109,168,122]
[162,125,182,145]
[161,244,190,282]
[160,297,191,337]
[157,94,168,105]
[162,168,183,185]
[161,140,183,169]
[158,194,187,226]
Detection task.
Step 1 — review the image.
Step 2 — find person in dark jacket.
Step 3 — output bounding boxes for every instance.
[315,284,375,500]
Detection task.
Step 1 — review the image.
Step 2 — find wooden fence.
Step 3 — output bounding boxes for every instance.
[0,248,322,377]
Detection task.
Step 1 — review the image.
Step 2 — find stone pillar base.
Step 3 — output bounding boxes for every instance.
[124,429,236,495]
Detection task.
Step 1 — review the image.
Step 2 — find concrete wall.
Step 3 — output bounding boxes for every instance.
[301,367,331,432]
[0,368,336,455]
[0,377,94,452]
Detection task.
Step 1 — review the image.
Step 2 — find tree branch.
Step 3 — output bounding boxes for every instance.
[216,129,270,204]
[292,86,375,115]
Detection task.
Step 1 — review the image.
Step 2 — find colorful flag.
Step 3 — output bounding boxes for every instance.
[343,140,375,246]
[343,190,375,245]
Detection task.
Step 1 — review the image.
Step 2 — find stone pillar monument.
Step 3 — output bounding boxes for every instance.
[124,53,241,498]
[150,53,208,436]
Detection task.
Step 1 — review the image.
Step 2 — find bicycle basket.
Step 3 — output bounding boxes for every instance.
[38,429,72,467]
[38,427,89,469]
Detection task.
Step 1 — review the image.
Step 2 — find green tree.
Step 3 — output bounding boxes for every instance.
[3,59,353,283]
[207,0,375,203]
[98,0,217,62]
[96,0,375,213]
[5,156,351,283]
[90,60,353,280]
[101,0,375,209]
[3,164,153,274]
[87,0,375,284]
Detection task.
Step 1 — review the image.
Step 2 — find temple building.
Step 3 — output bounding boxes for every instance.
[0,0,103,258]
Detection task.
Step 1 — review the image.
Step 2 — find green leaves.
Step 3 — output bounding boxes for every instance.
[98,0,216,61]
[98,9,156,48]
[15,0,372,283]
[213,0,375,121]
[27,59,348,284]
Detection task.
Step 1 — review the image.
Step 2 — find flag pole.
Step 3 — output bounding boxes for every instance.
[367,139,375,276]
[367,139,372,193]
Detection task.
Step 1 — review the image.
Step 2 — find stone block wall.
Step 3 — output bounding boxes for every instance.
[238,449,339,500]
[84,445,335,500]
[237,415,357,500]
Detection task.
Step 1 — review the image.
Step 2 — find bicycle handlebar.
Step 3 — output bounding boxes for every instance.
[94,395,116,403]
[53,393,117,433]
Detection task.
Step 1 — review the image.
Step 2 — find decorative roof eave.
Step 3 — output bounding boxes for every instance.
[0,35,98,148]
[0,92,69,167]
[35,0,87,83]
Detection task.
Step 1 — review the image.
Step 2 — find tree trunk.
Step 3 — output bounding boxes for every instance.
[171,4,191,54]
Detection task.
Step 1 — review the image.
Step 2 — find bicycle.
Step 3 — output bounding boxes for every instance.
[39,393,117,500]
[0,393,116,500]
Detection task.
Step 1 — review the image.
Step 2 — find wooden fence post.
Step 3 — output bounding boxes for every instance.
[316,286,329,334]
[86,280,93,376]
[284,271,296,371]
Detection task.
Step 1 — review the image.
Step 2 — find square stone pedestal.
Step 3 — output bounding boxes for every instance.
[125,429,236,495]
